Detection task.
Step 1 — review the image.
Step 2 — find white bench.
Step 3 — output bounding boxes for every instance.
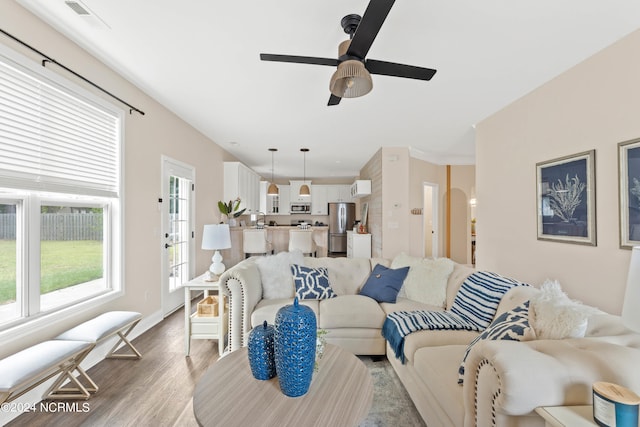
[0,340,95,404]
[54,311,143,360]
[0,311,142,405]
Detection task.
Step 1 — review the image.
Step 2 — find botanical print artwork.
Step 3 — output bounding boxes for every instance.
[537,150,596,245]
[619,139,640,248]
[546,174,586,223]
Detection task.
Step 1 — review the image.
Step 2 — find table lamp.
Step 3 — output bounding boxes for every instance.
[622,246,640,333]
[591,246,640,427]
[201,224,231,280]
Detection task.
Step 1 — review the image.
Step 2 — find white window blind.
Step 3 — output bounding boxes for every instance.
[0,54,120,197]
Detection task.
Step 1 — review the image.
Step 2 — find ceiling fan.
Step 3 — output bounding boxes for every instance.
[260,0,437,106]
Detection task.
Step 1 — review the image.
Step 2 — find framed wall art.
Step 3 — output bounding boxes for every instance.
[536,150,596,245]
[618,138,640,248]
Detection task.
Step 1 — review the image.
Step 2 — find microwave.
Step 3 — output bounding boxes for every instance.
[290,204,311,214]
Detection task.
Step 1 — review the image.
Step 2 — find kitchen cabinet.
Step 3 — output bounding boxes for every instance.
[350,180,371,198]
[327,185,352,203]
[259,182,289,215]
[347,230,371,258]
[224,162,260,214]
[311,185,328,215]
[289,180,312,203]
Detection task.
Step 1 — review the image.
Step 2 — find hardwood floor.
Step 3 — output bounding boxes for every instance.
[7,306,217,427]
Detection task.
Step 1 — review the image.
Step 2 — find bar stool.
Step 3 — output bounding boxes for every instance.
[288,229,317,257]
[243,229,273,258]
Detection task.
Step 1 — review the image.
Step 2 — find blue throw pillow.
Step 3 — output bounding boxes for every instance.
[291,264,336,300]
[457,301,536,384]
[359,264,410,303]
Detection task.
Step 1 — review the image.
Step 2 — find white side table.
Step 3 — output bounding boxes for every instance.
[347,230,371,258]
[535,406,596,427]
[182,273,227,357]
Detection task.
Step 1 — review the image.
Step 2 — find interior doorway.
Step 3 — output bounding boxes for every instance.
[423,182,439,258]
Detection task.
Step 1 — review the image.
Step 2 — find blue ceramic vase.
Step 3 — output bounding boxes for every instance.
[274,297,317,397]
[248,320,276,380]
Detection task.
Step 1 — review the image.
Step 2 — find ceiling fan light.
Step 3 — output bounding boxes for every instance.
[299,184,310,197]
[329,60,373,98]
[267,182,279,196]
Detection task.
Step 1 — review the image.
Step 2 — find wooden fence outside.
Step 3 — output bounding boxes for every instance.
[0,213,103,241]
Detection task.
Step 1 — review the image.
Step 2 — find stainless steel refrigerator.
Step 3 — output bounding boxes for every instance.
[328,202,356,253]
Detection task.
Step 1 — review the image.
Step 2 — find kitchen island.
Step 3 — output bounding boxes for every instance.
[223,226,329,267]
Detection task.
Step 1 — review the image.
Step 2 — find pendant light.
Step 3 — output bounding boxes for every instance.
[299,148,310,197]
[267,148,279,196]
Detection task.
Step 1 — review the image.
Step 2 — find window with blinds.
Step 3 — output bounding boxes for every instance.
[0,45,123,329]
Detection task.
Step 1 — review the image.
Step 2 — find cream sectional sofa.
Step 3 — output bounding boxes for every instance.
[218,254,640,427]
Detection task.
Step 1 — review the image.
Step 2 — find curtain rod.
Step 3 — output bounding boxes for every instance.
[0,28,145,116]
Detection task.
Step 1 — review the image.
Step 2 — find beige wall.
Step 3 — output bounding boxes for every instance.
[1,2,226,354]
[361,148,474,263]
[476,29,640,314]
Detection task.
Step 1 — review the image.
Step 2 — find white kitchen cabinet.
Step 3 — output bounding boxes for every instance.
[311,185,328,215]
[347,230,371,258]
[259,181,283,214]
[327,185,352,203]
[289,180,312,203]
[279,185,290,214]
[224,162,260,214]
[350,180,371,198]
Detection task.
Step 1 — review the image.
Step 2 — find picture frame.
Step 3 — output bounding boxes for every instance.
[618,138,640,248]
[536,150,596,245]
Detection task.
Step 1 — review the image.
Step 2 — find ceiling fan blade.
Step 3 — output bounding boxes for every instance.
[347,0,395,60]
[328,94,342,106]
[365,59,437,81]
[260,54,338,67]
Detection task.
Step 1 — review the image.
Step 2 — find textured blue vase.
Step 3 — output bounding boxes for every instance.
[274,297,317,397]
[248,321,276,380]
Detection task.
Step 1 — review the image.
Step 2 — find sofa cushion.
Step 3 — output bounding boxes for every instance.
[413,345,467,427]
[304,257,372,295]
[359,264,409,303]
[379,297,443,316]
[402,329,480,363]
[291,264,337,300]
[391,254,454,307]
[251,298,319,328]
[255,250,304,299]
[318,295,386,329]
[458,301,536,384]
[450,271,529,330]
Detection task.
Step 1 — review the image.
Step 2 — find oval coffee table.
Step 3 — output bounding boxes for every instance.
[193,344,373,427]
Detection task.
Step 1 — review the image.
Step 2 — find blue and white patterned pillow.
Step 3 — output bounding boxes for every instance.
[291,264,337,300]
[450,271,528,330]
[457,301,535,384]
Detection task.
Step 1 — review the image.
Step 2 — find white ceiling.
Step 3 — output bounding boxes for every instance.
[16,0,640,181]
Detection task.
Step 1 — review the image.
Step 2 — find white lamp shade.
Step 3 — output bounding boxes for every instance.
[201,224,231,250]
[622,246,640,333]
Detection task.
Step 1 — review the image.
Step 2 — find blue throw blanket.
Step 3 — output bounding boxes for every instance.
[382,311,479,363]
[383,271,529,363]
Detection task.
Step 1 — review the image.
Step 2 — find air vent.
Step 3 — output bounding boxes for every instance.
[65,1,90,15]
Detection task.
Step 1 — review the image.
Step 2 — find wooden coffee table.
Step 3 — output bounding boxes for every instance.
[193,344,374,427]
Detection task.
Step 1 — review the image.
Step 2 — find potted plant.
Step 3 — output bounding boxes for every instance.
[218,198,246,226]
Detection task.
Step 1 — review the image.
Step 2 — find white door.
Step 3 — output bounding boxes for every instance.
[423,183,439,258]
[161,157,195,316]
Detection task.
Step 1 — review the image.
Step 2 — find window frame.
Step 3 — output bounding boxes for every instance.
[0,43,124,344]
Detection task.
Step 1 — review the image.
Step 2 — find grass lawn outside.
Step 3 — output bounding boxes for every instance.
[0,240,103,304]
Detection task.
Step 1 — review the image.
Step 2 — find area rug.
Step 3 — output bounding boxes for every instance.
[357,356,426,427]
[174,356,425,427]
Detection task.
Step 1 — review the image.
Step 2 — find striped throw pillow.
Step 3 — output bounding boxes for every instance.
[450,271,528,330]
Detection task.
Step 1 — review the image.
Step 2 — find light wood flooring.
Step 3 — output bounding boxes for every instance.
[7,305,216,427]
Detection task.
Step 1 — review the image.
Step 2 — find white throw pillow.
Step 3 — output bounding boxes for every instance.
[530,280,600,339]
[391,252,454,307]
[255,250,305,299]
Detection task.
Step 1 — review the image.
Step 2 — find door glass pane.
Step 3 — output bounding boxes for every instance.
[0,203,18,325]
[40,205,106,312]
[168,176,191,291]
